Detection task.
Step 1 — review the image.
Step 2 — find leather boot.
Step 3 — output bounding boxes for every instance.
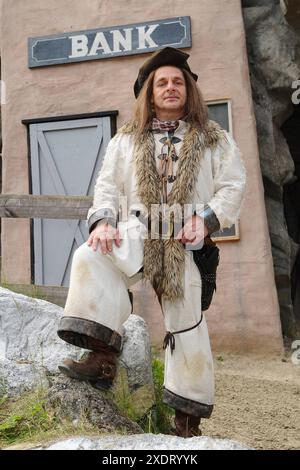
[58,346,117,390]
[171,410,202,438]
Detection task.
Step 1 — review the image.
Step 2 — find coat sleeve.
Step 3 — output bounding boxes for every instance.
[206,132,246,231]
[87,133,124,232]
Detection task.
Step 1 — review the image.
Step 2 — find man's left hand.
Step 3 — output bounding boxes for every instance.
[175,215,208,245]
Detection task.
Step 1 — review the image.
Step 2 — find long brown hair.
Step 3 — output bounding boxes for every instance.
[132,67,209,135]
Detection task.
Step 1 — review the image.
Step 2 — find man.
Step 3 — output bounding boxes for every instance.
[57,47,246,437]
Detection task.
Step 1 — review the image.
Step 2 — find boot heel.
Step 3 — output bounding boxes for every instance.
[89,378,113,390]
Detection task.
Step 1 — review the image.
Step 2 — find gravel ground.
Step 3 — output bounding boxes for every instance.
[201,353,300,450]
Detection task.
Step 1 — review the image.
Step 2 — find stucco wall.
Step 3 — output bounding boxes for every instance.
[0,0,283,353]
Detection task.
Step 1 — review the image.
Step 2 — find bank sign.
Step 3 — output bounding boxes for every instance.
[28,17,191,68]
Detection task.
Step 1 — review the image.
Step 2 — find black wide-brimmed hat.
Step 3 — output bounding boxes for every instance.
[133,47,198,98]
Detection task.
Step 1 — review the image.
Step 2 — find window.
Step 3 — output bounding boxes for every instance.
[206,99,240,241]
[207,99,232,135]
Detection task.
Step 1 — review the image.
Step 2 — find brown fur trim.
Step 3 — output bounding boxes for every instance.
[57,316,122,352]
[162,238,186,301]
[120,120,226,301]
[118,120,139,135]
[142,238,164,298]
[163,387,214,418]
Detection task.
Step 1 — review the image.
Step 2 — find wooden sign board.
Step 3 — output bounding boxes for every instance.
[28,17,191,68]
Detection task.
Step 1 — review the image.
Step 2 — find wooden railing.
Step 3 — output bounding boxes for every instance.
[0,194,92,305]
[0,194,92,219]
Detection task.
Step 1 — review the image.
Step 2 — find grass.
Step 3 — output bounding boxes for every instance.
[0,387,104,449]
[0,389,50,445]
[0,351,173,448]
[110,350,174,433]
[0,376,8,400]
[111,367,142,422]
[0,388,51,447]
[133,351,174,434]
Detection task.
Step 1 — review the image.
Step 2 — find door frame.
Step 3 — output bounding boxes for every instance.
[22,110,118,284]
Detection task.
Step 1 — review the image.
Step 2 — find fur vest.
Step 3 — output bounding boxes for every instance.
[119,120,228,302]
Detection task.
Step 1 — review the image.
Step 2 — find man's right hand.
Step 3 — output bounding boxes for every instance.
[87,222,121,254]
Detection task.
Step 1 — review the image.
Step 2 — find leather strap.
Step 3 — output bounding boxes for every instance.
[163,313,203,354]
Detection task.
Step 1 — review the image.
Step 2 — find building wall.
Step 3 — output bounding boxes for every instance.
[0,0,283,353]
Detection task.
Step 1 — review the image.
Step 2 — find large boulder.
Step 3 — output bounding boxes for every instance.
[46,375,142,434]
[32,434,252,450]
[0,286,154,419]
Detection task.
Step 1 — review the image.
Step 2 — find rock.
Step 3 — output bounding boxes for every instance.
[242,1,300,336]
[0,287,81,396]
[46,375,142,434]
[33,434,252,450]
[120,314,153,390]
[111,314,155,420]
[0,286,154,419]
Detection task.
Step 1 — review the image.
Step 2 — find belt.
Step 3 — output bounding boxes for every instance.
[163,313,204,354]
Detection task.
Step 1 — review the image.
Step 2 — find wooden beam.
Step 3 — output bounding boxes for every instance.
[0,283,68,307]
[0,194,93,219]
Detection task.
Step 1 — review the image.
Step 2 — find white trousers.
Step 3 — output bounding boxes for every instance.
[63,216,214,417]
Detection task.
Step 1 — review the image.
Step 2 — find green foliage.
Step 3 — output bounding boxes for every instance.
[112,368,141,422]
[0,389,51,445]
[112,350,174,434]
[140,353,174,434]
[0,395,8,407]
[0,350,174,447]
[0,388,101,448]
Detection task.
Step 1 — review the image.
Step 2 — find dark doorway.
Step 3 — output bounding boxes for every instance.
[282,103,300,329]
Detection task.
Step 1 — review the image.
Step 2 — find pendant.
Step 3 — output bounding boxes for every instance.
[170,136,181,144]
[167,175,176,183]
